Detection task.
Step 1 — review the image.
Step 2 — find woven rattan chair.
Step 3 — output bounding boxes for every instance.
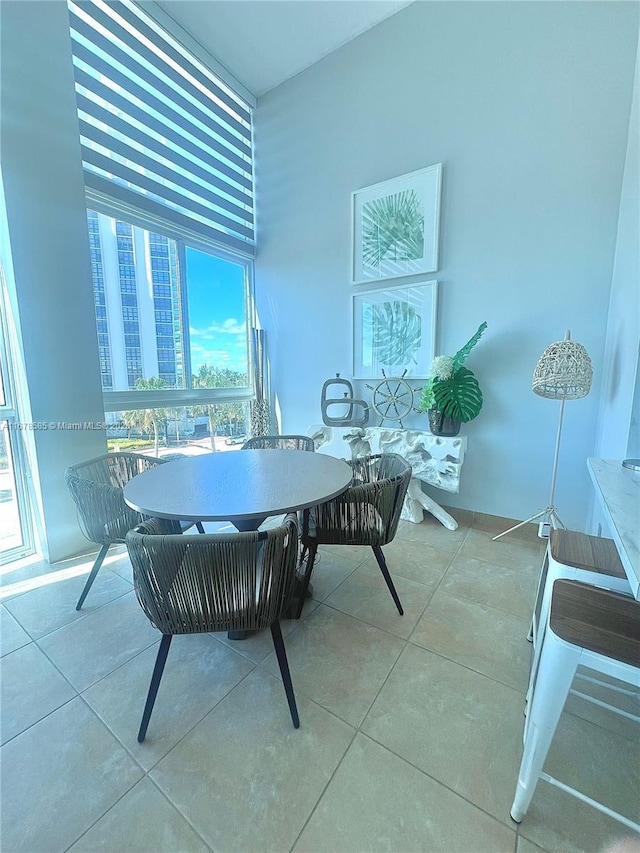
[65,452,204,610]
[241,435,315,452]
[293,453,412,619]
[126,514,301,741]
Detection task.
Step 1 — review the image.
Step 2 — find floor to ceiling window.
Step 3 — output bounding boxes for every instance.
[69,0,257,456]
[0,280,34,564]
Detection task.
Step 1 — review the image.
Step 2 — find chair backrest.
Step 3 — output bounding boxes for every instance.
[241,434,315,452]
[303,453,411,546]
[65,452,162,545]
[126,514,299,634]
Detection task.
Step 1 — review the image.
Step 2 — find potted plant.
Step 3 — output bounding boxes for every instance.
[418,321,488,435]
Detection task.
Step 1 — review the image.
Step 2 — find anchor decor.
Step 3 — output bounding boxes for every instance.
[320,374,369,427]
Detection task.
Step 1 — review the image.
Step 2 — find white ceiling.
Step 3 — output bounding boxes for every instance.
[155,0,413,98]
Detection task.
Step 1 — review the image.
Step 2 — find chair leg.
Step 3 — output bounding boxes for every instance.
[270,621,299,728]
[76,544,110,610]
[138,634,173,743]
[510,633,580,823]
[195,522,205,534]
[293,544,318,619]
[372,545,404,615]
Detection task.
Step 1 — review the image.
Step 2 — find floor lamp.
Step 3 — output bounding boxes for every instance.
[493,331,593,541]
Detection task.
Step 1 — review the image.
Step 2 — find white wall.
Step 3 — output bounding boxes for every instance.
[1,1,106,561]
[254,1,639,529]
[594,41,639,462]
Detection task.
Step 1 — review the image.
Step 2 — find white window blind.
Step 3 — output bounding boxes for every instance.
[68,0,254,255]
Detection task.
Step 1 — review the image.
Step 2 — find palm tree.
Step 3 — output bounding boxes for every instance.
[121,377,169,457]
[191,365,247,451]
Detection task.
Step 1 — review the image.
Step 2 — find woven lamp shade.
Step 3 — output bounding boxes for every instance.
[532,334,593,400]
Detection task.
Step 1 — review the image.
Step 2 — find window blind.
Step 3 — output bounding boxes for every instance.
[68,0,254,255]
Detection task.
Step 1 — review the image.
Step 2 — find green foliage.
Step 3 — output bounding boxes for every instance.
[121,377,170,456]
[190,364,248,450]
[106,438,154,452]
[362,190,425,267]
[418,322,488,424]
[368,300,422,366]
[452,321,488,371]
[432,367,483,423]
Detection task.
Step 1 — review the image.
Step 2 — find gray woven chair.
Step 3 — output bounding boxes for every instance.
[293,453,412,618]
[65,452,204,610]
[242,435,315,452]
[126,514,301,741]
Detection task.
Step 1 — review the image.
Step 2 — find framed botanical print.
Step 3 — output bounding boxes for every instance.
[351,164,442,284]
[352,280,438,379]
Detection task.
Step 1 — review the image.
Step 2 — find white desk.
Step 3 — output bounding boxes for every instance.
[588,458,640,600]
[309,425,467,530]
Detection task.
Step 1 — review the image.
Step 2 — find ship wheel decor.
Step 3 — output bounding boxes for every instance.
[365,370,420,427]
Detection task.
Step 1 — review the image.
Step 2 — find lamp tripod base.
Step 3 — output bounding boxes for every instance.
[492,506,566,542]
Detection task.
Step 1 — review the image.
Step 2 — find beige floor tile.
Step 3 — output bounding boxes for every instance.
[324,562,434,639]
[362,537,454,587]
[439,553,539,619]
[294,733,516,852]
[309,548,364,601]
[1,642,75,744]
[261,604,404,727]
[0,603,31,655]
[84,634,255,770]
[362,643,524,825]
[517,781,638,853]
[563,667,640,742]
[316,542,370,564]
[410,590,532,692]
[68,778,210,852]
[474,513,540,543]
[4,566,132,639]
[462,528,545,573]
[0,555,60,596]
[151,668,354,852]
[38,591,158,691]
[0,697,143,852]
[397,515,471,551]
[517,836,547,853]
[515,712,640,852]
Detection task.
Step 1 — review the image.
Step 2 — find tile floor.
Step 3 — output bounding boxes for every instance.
[1,511,639,852]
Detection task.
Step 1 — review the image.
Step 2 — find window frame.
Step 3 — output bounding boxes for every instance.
[87,195,256,415]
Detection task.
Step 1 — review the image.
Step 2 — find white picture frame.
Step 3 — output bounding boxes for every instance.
[352,280,438,380]
[351,164,442,284]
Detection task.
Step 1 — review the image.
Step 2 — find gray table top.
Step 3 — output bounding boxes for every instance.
[123,449,353,525]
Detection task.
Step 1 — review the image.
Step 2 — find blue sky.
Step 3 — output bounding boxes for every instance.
[185,249,248,376]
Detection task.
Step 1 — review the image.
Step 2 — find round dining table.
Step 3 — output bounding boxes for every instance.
[123,448,352,531]
[123,448,353,639]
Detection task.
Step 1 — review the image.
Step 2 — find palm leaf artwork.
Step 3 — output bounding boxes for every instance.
[452,321,488,371]
[362,190,424,271]
[367,299,422,366]
[432,366,483,423]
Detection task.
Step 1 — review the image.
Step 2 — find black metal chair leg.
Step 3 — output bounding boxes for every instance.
[294,544,318,619]
[372,545,404,615]
[76,544,110,610]
[195,522,205,534]
[270,621,299,728]
[138,634,172,743]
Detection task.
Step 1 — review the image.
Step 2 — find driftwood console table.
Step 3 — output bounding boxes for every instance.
[308,425,467,530]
